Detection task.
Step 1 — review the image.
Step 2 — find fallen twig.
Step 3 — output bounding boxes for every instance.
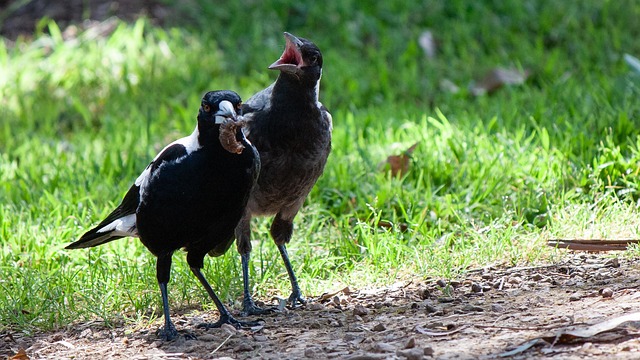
[211,333,233,354]
[548,239,640,251]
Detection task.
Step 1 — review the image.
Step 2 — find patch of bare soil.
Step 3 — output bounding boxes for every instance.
[2,254,640,360]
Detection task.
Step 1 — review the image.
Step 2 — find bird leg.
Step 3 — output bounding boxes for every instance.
[190,267,262,329]
[277,244,306,307]
[156,282,179,341]
[154,255,182,341]
[239,252,278,316]
[271,214,306,307]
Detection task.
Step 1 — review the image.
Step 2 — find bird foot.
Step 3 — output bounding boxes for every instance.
[156,324,179,341]
[197,314,263,330]
[288,291,306,308]
[241,299,278,317]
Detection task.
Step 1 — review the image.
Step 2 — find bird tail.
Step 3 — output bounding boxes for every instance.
[66,230,124,249]
[66,213,137,249]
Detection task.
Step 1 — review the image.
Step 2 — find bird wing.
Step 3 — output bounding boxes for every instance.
[67,142,191,249]
[242,82,274,115]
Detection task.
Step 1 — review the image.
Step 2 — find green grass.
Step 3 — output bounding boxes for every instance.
[2,0,640,333]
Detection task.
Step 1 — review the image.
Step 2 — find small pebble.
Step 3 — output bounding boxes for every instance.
[198,334,216,341]
[221,323,237,336]
[569,294,581,301]
[304,347,323,358]
[436,279,447,287]
[423,346,435,356]
[491,303,505,313]
[404,337,416,349]
[508,276,522,285]
[307,303,325,311]
[424,303,439,314]
[471,283,482,293]
[462,304,484,312]
[605,258,620,268]
[372,323,386,332]
[253,334,268,342]
[353,304,371,316]
[234,343,253,352]
[373,342,395,353]
[601,288,614,298]
[530,273,544,281]
[420,288,431,299]
[396,348,425,360]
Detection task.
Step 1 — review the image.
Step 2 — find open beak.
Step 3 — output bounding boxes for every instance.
[215,100,238,124]
[268,32,304,74]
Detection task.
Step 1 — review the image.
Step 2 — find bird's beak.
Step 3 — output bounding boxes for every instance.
[215,100,238,124]
[268,32,304,74]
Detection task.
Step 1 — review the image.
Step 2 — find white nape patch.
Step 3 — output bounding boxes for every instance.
[97,214,137,236]
[153,127,201,162]
[136,127,201,199]
[175,127,201,155]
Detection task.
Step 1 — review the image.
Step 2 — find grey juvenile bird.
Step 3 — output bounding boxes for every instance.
[236,32,332,315]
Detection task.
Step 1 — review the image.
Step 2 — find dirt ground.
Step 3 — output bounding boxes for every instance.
[2,253,640,360]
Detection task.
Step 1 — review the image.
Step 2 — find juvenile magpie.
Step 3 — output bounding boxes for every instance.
[236,32,332,315]
[66,90,260,340]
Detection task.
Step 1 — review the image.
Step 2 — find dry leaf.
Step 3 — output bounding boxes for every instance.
[497,312,640,357]
[470,67,530,96]
[418,30,436,58]
[544,312,640,343]
[319,286,351,302]
[384,142,419,177]
[9,348,29,360]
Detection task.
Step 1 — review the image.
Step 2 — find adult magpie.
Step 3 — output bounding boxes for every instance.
[66,90,260,341]
[236,32,332,315]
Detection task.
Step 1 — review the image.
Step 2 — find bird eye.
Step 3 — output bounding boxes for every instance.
[203,104,211,112]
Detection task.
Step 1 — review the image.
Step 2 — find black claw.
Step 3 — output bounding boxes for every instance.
[156,324,179,341]
[197,314,263,329]
[288,291,306,308]
[241,299,278,317]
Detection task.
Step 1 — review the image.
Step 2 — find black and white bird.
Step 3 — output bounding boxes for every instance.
[236,32,332,315]
[66,90,260,340]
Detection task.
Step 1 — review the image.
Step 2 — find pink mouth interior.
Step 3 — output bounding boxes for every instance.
[280,41,302,66]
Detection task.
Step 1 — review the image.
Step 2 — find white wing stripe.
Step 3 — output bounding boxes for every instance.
[96,214,137,236]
